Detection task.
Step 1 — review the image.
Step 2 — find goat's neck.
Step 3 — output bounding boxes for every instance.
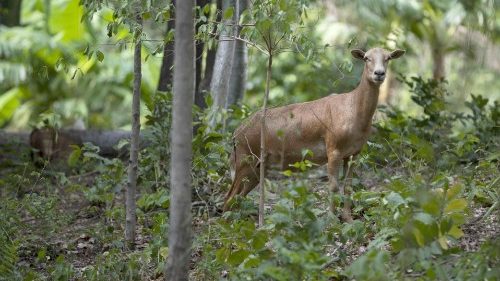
[351,68,381,130]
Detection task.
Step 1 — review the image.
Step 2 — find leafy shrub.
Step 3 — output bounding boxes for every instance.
[211,184,337,280]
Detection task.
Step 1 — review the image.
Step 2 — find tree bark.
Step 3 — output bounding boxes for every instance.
[0,0,22,27]
[125,15,142,250]
[1,130,146,165]
[226,0,248,107]
[210,0,236,109]
[196,47,216,109]
[259,54,272,227]
[193,0,209,109]
[166,0,194,280]
[196,0,221,109]
[157,1,176,92]
[432,45,445,80]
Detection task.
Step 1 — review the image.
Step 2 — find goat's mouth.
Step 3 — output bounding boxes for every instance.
[373,76,385,83]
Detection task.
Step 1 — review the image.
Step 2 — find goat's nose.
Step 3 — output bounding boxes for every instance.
[374,70,385,76]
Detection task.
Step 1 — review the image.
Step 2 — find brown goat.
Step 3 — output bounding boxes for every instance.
[223,48,405,221]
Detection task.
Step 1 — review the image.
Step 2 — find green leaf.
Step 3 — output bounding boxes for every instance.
[203,4,211,14]
[67,145,82,167]
[227,249,250,266]
[159,247,169,259]
[0,87,25,126]
[385,192,406,209]
[142,11,151,20]
[448,225,464,239]
[438,236,448,249]
[223,7,234,20]
[413,228,425,246]
[49,0,85,42]
[444,198,467,214]
[414,212,434,225]
[251,231,268,250]
[446,184,462,200]
[96,50,104,62]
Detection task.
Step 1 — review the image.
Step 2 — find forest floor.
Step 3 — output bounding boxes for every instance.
[3,161,498,280]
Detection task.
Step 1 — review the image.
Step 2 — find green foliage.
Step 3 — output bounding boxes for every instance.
[0,0,163,129]
[206,184,337,280]
[137,189,169,211]
[0,235,19,281]
[0,0,498,279]
[140,91,172,191]
[345,76,499,280]
[78,143,126,207]
[49,256,75,281]
[82,249,145,281]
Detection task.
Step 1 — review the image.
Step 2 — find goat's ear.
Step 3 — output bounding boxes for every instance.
[351,49,366,60]
[389,49,405,60]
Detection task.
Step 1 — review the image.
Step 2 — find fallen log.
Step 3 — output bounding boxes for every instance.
[0,129,141,163]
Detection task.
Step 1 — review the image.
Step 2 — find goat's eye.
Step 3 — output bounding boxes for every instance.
[364,57,371,62]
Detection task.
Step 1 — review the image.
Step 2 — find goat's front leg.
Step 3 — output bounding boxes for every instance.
[327,150,343,215]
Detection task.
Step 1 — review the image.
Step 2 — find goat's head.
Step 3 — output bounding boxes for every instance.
[351,48,405,85]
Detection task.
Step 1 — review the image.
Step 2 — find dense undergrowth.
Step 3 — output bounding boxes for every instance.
[1,77,498,280]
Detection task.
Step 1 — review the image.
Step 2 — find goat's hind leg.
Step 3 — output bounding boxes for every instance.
[341,156,355,222]
[327,150,343,215]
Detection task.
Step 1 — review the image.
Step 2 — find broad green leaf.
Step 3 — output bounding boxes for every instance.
[203,4,211,14]
[385,192,406,209]
[49,0,85,42]
[227,249,250,266]
[251,231,268,249]
[0,87,25,126]
[414,212,434,225]
[448,225,464,239]
[438,236,448,249]
[444,198,467,213]
[446,184,462,200]
[215,247,229,263]
[223,6,234,20]
[243,255,260,268]
[413,228,425,246]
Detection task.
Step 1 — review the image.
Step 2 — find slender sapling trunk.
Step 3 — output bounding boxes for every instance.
[125,15,142,250]
[259,54,272,227]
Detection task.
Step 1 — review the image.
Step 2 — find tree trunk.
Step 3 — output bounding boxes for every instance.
[193,0,209,109]
[166,0,194,279]
[0,130,146,163]
[157,1,176,92]
[259,54,272,227]
[432,46,445,80]
[196,47,216,109]
[226,0,248,107]
[27,130,140,155]
[210,0,236,109]
[125,15,142,250]
[196,0,221,109]
[0,0,22,27]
